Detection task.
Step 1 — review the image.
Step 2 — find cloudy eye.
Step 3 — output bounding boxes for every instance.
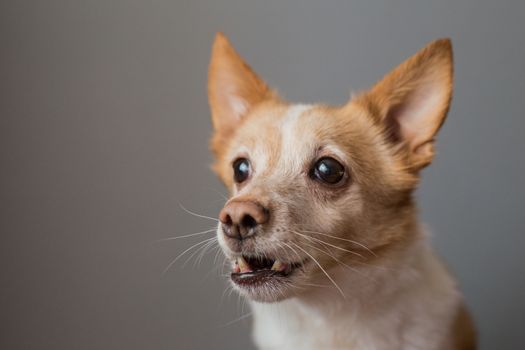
[233,158,251,183]
[311,157,345,185]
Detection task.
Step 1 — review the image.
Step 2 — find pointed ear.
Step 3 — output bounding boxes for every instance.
[357,38,453,170]
[208,33,273,136]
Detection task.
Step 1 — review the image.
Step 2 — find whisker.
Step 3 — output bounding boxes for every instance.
[292,230,363,258]
[201,250,226,282]
[302,282,331,288]
[348,258,400,273]
[162,237,217,275]
[194,239,219,268]
[219,283,234,309]
[301,229,377,257]
[182,237,218,268]
[302,241,377,284]
[178,203,219,222]
[289,242,346,298]
[278,241,304,264]
[206,187,229,201]
[297,234,393,273]
[213,245,223,266]
[154,228,217,242]
[279,242,304,262]
[228,286,236,298]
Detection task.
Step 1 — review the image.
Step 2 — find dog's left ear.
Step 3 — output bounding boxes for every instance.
[356,39,453,170]
[208,33,273,138]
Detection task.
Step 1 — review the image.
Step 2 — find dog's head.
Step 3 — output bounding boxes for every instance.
[208,33,452,302]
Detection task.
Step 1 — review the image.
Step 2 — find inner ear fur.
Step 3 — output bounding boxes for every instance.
[355,39,453,171]
[208,33,276,139]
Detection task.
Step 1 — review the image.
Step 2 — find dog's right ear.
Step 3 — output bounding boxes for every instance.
[208,33,273,139]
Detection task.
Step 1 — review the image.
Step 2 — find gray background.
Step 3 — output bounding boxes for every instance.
[1,0,524,349]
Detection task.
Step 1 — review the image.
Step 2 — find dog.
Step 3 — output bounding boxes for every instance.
[207,33,476,349]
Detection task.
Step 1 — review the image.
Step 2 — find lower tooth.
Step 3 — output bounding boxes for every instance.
[271,260,282,271]
[238,256,252,273]
[272,260,288,272]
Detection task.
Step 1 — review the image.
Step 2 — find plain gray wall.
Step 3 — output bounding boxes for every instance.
[1,0,524,349]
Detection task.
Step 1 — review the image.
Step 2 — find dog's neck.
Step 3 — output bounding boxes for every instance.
[249,230,461,350]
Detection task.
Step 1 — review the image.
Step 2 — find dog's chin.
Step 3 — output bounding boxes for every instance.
[232,278,295,303]
[227,255,309,303]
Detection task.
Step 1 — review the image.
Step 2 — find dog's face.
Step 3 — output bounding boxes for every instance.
[208,33,452,302]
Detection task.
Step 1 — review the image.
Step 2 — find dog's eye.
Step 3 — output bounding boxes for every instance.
[311,157,345,185]
[233,158,251,183]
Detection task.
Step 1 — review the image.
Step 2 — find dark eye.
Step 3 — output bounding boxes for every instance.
[311,157,345,185]
[233,158,251,183]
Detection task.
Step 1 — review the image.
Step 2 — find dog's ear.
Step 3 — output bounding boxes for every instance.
[208,33,273,137]
[356,39,453,170]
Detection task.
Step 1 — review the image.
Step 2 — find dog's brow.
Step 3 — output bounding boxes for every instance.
[279,104,312,172]
[320,144,350,164]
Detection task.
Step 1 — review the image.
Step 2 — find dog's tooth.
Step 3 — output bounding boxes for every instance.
[238,256,252,273]
[271,260,282,271]
[271,260,287,272]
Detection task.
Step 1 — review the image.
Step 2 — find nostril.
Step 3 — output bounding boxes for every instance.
[222,214,233,226]
[241,214,257,229]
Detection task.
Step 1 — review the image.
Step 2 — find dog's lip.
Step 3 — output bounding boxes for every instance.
[230,255,308,288]
[231,269,290,288]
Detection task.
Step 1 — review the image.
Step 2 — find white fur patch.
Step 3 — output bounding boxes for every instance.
[278,104,312,173]
[250,237,461,350]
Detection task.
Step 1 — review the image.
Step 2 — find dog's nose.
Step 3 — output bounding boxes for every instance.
[219,200,269,240]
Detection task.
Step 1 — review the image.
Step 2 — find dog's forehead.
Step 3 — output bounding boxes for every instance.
[230,104,344,175]
[276,105,313,169]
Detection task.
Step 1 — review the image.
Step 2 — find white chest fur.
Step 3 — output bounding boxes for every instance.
[250,238,461,350]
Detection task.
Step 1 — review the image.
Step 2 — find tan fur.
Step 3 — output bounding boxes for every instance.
[207,33,475,349]
[208,32,279,180]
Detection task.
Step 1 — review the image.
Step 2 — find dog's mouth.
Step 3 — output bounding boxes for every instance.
[230,255,306,288]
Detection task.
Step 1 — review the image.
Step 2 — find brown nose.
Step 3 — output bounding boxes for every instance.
[219,200,269,240]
